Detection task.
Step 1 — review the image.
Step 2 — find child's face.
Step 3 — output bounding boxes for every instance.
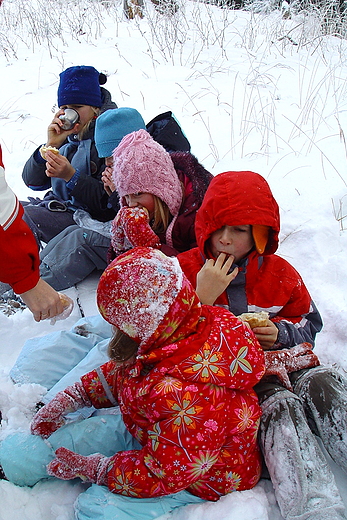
[209,225,254,263]
[125,192,155,219]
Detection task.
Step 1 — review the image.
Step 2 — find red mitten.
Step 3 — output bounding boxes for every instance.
[31,382,92,438]
[282,342,320,372]
[264,343,320,391]
[110,208,133,255]
[47,447,109,485]
[111,207,160,256]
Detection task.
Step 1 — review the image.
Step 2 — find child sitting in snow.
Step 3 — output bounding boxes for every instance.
[177,170,347,520]
[0,246,265,520]
[107,127,212,260]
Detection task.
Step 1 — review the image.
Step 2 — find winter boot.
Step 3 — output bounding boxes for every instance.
[256,380,346,520]
[293,365,347,474]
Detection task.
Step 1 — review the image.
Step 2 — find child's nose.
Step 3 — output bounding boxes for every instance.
[128,197,139,208]
[220,230,232,244]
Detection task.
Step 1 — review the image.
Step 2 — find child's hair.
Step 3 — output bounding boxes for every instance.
[151,181,185,234]
[108,327,139,363]
[77,106,100,140]
[152,195,171,234]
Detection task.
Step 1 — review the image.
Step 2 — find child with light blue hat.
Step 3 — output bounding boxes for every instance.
[95,107,146,159]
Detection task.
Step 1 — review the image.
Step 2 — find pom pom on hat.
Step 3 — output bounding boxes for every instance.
[95,107,146,158]
[57,66,106,108]
[112,129,183,218]
[97,247,183,345]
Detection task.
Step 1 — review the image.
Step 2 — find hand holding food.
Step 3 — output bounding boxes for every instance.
[39,145,60,160]
[49,293,74,324]
[238,312,280,349]
[238,311,270,328]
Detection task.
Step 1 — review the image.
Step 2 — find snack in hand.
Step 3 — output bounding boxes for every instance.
[40,145,60,160]
[49,293,74,324]
[238,311,269,328]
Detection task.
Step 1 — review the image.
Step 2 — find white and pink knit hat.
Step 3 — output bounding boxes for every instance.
[112,129,183,226]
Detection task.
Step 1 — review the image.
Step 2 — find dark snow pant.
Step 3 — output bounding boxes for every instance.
[21,202,75,246]
[255,366,347,520]
[39,225,110,290]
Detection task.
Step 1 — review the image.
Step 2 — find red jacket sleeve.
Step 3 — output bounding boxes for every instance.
[0,203,40,294]
[0,147,40,294]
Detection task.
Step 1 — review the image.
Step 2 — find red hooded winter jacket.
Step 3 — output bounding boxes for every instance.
[178,171,323,349]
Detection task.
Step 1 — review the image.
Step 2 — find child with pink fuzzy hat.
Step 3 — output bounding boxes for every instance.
[109,128,212,259]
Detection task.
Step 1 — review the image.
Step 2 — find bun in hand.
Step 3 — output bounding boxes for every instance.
[40,145,60,160]
[238,311,269,328]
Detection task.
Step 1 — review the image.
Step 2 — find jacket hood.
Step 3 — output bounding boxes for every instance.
[97,247,202,355]
[195,171,280,257]
[100,87,118,114]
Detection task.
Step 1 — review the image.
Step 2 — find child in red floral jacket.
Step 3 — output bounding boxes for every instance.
[0,246,265,520]
[177,170,347,520]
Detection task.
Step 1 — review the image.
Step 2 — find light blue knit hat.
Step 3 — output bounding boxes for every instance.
[95,107,146,158]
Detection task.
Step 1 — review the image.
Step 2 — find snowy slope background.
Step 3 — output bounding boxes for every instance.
[1,0,347,518]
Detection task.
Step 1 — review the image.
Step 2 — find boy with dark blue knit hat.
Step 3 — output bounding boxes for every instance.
[20,64,118,248]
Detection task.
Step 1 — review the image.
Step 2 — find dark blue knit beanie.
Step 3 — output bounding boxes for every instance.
[57,66,107,108]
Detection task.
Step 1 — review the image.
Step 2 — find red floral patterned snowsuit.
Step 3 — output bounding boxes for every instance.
[81,304,265,501]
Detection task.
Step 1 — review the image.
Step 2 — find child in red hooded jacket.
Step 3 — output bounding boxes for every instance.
[178,170,347,520]
[0,246,265,520]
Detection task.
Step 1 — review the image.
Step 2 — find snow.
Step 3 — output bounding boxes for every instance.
[1,0,347,518]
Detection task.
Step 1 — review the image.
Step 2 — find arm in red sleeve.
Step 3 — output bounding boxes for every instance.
[0,155,40,294]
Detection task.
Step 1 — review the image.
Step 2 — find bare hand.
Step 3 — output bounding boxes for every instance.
[46,109,80,149]
[101,166,116,195]
[20,278,64,322]
[196,253,238,305]
[252,320,279,350]
[45,151,75,182]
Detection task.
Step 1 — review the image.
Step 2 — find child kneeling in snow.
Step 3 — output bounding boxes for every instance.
[0,247,265,520]
[178,170,347,520]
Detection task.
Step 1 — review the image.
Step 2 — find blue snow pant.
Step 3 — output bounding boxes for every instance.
[10,315,112,397]
[0,414,204,520]
[40,225,110,291]
[75,486,204,520]
[21,201,75,247]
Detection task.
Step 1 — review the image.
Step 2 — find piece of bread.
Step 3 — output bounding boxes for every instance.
[58,292,73,310]
[40,145,60,159]
[238,311,269,328]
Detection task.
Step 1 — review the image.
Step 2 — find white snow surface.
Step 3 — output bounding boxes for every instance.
[1,1,347,518]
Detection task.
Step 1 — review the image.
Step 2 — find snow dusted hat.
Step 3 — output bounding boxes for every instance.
[112,129,183,247]
[95,107,146,158]
[97,247,184,346]
[57,66,107,108]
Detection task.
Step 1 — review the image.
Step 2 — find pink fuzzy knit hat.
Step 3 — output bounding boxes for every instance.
[112,130,183,245]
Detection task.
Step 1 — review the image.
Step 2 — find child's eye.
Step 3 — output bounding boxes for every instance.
[134,192,143,197]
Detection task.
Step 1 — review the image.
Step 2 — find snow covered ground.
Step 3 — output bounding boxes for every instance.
[1,0,347,518]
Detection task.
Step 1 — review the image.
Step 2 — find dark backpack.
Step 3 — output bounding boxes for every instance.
[146,111,191,153]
